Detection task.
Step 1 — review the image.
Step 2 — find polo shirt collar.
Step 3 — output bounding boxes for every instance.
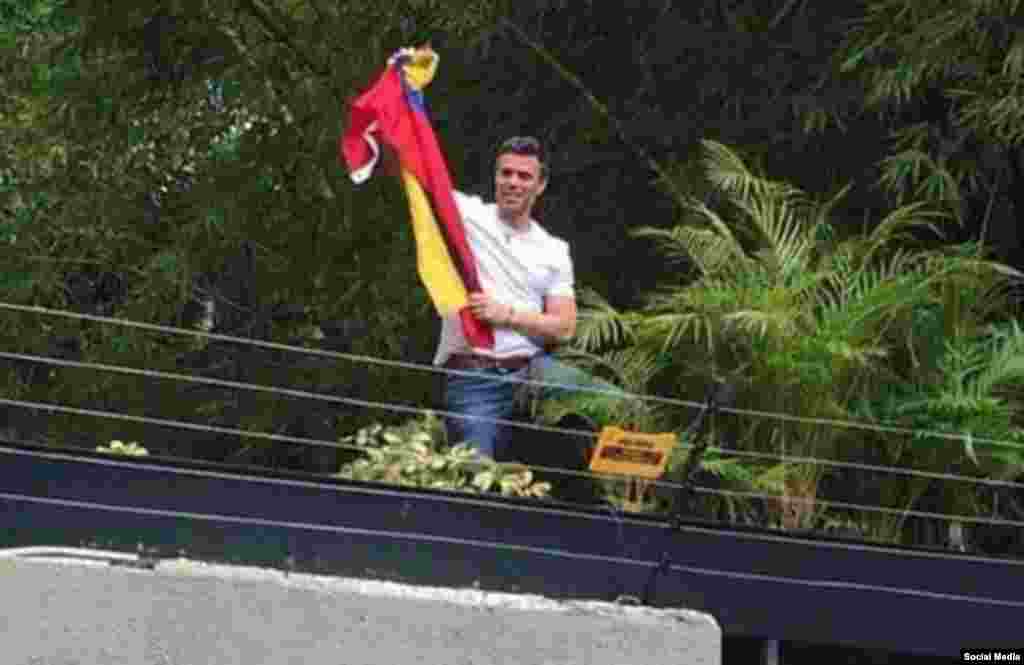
[498,218,535,239]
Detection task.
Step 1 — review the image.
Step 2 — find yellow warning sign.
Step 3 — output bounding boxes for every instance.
[588,426,677,479]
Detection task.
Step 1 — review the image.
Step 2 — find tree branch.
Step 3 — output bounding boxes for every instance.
[238,0,345,105]
[499,17,689,213]
[239,0,325,77]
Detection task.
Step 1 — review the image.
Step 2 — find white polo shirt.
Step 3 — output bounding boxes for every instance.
[433,191,575,365]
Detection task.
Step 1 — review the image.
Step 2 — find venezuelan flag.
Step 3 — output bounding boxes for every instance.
[341,47,494,352]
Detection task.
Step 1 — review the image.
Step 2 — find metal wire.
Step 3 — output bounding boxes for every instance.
[0,396,366,454]
[6,442,1024,565]
[0,490,654,568]
[0,444,626,522]
[4,347,1024,495]
[689,486,1024,528]
[697,446,1024,491]
[4,300,1024,453]
[3,489,1023,608]
[3,395,1023,531]
[0,395,639,490]
[0,394,669,493]
[0,302,660,407]
[0,351,596,440]
[662,559,1024,609]
[3,301,1024,536]
[714,403,1024,453]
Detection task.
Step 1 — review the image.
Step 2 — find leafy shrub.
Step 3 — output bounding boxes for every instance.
[334,412,552,498]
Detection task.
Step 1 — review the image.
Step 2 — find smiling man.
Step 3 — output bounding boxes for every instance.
[436,136,578,461]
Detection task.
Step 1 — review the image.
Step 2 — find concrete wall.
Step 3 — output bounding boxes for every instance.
[1,549,720,664]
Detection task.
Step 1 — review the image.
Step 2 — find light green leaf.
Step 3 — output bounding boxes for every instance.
[472,470,495,491]
[964,432,979,467]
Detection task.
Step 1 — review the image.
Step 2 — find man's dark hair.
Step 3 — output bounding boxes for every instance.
[496,136,547,181]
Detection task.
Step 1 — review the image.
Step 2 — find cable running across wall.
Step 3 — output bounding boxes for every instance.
[2,489,1023,608]
[687,486,1023,529]
[5,301,1024,537]
[0,350,595,440]
[3,300,1024,454]
[3,395,1023,531]
[3,347,1024,495]
[0,395,646,490]
[7,441,1024,567]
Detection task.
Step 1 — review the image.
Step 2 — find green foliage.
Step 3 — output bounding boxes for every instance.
[833,0,1024,222]
[335,413,552,498]
[537,346,670,431]
[573,139,1024,534]
[0,0,73,32]
[873,321,1024,475]
[95,439,148,456]
[0,0,509,458]
[3,0,1024,549]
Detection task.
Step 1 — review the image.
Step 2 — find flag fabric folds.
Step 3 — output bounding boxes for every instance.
[340,48,494,352]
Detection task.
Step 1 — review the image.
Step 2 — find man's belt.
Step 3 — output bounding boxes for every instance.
[444,353,534,372]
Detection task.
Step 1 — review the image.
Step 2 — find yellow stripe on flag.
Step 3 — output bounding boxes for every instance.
[400,167,468,317]
[400,48,439,91]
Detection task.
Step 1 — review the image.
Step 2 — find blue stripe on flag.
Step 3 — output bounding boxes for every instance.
[398,72,428,114]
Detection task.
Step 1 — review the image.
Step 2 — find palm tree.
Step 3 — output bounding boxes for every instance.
[568,140,1024,536]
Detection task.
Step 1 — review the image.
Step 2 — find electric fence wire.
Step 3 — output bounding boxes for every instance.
[2,486,1023,608]
[7,442,1024,567]
[3,300,1024,454]
[5,347,1024,494]
[2,301,1024,528]
[4,335,1024,493]
[2,372,1024,528]
[3,297,1024,645]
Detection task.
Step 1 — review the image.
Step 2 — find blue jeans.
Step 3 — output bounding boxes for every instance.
[444,354,627,461]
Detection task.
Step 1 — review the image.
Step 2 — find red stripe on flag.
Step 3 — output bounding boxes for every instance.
[341,64,494,350]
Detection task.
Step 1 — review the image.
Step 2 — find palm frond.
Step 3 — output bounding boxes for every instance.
[975,320,1024,397]
[632,224,743,277]
[699,141,819,280]
[763,204,817,278]
[809,181,854,233]
[594,348,665,395]
[637,311,716,354]
[700,140,790,205]
[684,198,745,247]
[921,251,1023,326]
[818,256,935,344]
[927,251,1024,281]
[631,192,749,275]
[784,268,834,305]
[573,286,635,351]
[546,347,671,430]
[723,308,801,339]
[821,246,921,308]
[641,277,747,314]
[877,149,939,201]
[857,201,949,267]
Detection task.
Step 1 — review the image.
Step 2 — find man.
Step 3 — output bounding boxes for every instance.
[349,47,624,467]
[436,136,578,461]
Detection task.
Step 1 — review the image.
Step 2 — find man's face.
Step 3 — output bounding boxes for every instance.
[495,153,546,220]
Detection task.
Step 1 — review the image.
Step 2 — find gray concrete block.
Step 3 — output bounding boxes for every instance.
[0,552,720,664]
